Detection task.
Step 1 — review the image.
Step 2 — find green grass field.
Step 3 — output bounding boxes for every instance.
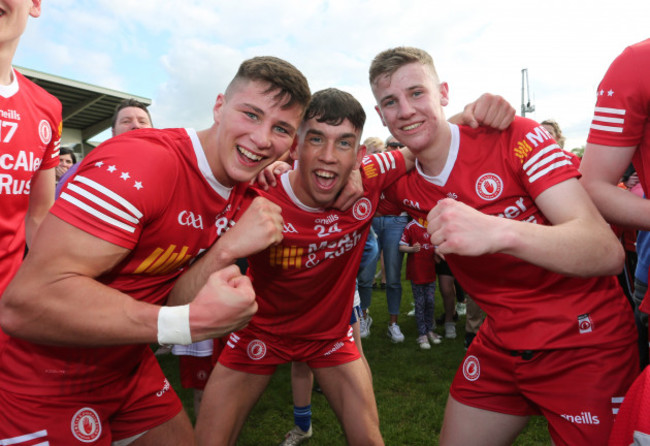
[158,274,551,445]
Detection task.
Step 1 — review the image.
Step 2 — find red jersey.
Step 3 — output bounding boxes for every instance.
[0,69,61,296]
[245,150,406,340]
[587,39,650,197]
[609,366,650,446]
[384,118,635,351]
[400,219,436,284]
[0,127,247,396]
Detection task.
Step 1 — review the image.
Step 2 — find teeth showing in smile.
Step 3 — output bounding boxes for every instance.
[403,123,421,131]
[237,145,262,162]
[315,170,334,179]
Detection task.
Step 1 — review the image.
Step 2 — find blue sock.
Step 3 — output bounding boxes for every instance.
[293,404,311,432]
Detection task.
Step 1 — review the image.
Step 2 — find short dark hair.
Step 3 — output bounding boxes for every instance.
[303,88,366,132]
[111,98,152,130]
[59,146,77,164]
[226,56,311,114]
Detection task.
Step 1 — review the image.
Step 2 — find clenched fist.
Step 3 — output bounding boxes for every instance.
[189,265,258,341]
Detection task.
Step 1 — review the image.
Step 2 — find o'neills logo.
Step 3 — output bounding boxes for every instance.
[462,355,480,381]
[71,407,102,443]
[561,412,600,425]
[247,339,267,360]
[315,214,339,225]
[475,173,503,201]
[352,198,372,221]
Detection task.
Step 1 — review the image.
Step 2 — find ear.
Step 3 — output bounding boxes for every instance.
[354,144,367,169]
[30,0,42,18]
[289,134,300,161]
[213,94,226,123]
[439,82,450,107]
[374,105,387,127]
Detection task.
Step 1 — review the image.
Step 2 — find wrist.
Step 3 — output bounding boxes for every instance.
[157,304,192,346]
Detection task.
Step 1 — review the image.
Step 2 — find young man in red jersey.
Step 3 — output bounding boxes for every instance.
[579,39,650,446]
[370,46,637,446]
[0,56,310,445]
[194,88,407,446]
[0,0,61,315]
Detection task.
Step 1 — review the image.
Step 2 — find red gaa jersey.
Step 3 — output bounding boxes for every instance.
[0,69,61,297]
[385,118,635,350]
[587,39,650,199]
[399,219,436,284]
[245,150,406,340]
[0,128,247,396]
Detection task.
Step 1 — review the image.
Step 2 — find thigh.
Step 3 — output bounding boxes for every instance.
[129,411,192,446]
[313,359,383,446]
[440,394,529,446]
[195,363,272,446]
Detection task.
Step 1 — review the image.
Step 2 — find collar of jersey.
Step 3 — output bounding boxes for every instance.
[415,121,460,187]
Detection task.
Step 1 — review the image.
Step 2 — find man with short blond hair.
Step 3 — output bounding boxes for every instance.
[370,45,636,446]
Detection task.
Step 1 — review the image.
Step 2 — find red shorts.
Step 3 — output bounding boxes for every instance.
[218,325,360,375]
[609,366,650,445]
[179,355,213,391]
[0,351,183,445]
[451,333,638,446]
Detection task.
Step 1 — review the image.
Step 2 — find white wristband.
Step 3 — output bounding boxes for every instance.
[157,305,192,346]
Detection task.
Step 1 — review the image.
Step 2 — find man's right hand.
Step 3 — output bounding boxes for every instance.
[189,265,257,340]
[217,196,284,261]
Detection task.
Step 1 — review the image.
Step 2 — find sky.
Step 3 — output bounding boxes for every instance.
[14,0,650,150]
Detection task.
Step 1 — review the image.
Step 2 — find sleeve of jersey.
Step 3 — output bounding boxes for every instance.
[587,43,650,147]
[360,150,407,191]
[40,96,63,170]
[231,187,258,222]
[509,118,580,200]
[50,137,177,250]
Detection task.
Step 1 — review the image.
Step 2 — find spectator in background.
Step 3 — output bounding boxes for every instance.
[357,226,379,338]
[111,98,154,136]
[357,136,384,337]
[541,119,566,148]
[399,219,441,349]
[434,258,461,339]
[373,135,410,343]
[55,98,153,198]
[363,136,385,155]
[55,147,76,183]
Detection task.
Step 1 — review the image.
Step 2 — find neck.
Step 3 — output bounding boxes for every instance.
[0,41,20,86]
[415,122,452,177]
[196,125,231,187]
